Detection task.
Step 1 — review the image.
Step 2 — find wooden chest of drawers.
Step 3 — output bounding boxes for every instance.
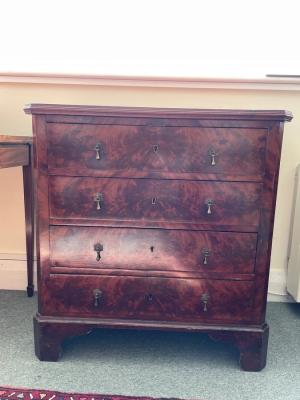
[25,104,292,371]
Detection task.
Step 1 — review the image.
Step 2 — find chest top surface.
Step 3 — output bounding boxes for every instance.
[24,103,292,121]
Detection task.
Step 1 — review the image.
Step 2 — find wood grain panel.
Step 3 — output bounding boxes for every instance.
[49,176,262,228]
[43,275,255,324]
[49,226,257,275]
[47,123,267,179]
[0,145,29,168]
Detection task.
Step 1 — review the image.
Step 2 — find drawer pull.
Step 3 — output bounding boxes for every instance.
[202,248,210,265]
[94,143,102,160]
[205,199,214,215]
[201,293,210,312]
[94,193,103,210]
[93,289,103,307]
[94,243,103,261]
[208,149,217,166]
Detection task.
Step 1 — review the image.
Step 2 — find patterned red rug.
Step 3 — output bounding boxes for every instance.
[0,387,188,400]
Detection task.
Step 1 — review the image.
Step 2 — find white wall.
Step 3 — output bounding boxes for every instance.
[0,0,299,77]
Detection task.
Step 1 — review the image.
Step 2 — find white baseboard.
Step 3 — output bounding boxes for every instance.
[0,253,294,302]
[0,253,37,291]
[267,268,295,302]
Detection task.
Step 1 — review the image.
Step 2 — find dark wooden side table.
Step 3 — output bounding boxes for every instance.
[0,135,34,296]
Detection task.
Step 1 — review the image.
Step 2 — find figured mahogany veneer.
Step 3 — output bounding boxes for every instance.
[47,123,267,180]
[49,226,257,275]
[49,176,262,229]
[25,104,292,371]
[43,275,255,324]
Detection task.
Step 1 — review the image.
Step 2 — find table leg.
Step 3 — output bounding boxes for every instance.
[22,146,34,297]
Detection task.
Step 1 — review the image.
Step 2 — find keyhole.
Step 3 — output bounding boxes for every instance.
[153,145,159,153]
[146,293,154,302]
[150,246,154,252]
[152,197,157,205]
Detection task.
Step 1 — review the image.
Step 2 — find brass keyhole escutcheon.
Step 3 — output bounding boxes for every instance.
[153,144,159,153]
[146,293,154,303]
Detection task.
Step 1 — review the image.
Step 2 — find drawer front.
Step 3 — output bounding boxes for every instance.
[50,226,257,275]
[49,176,262,228]
[44,275,255,323]
[47,123,267,178]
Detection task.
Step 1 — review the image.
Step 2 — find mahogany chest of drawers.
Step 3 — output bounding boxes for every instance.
[25,104,292,371]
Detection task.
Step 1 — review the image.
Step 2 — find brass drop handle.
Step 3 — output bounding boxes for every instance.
[202,248,210,265]
[94,143,102,160]
[201,293,210,312]
[206,199,214,215]
[94,243,103,261]
[208,149,217,166]
[94,193,103,210]
[93,289,103,307]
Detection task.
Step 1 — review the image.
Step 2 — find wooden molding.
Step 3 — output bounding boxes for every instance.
[1,72,300,91]
[24,103,293,121]
[0,135,32,144]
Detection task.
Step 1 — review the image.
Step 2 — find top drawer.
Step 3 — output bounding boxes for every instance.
[46,123,267,180]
